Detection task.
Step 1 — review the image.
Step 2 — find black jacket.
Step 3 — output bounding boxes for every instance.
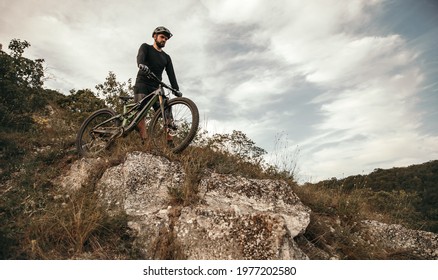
[135,43,179,91]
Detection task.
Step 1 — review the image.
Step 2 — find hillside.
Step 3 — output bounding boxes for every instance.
[309,161,438,233]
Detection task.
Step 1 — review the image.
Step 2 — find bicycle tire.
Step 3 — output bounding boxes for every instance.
[76,108,121,157]
[148,97,199,153]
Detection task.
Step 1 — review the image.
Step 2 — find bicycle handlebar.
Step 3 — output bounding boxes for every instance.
[139,65,182,97]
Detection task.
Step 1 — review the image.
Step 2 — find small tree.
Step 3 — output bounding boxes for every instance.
[55,89,106,123]
[207,130,266,164]
[7,39,45,88]
[95,72,133,112]
[0,39,46,131]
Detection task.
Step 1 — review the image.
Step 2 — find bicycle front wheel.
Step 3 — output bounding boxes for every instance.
[76,108,121,157]
[148,97,199,153]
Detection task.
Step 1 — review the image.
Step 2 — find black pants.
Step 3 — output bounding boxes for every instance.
[133,83,162,111]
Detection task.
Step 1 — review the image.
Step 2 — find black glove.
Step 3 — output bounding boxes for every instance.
[174,90,182,97]
[138,64,150,74]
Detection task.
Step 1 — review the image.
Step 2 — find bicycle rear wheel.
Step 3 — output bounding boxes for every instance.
[76,108,121,157]
[148,97,199,153]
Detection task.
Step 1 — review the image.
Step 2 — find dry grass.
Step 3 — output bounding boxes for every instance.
[19,153,144,259]
[150,206,186,260]
[148,143,272,207]
[25,194,142,259]
[291,180,426,259]
[26,190,105,259]
[0,128,150,259]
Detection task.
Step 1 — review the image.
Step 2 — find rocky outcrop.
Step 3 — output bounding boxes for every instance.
[95,152,311,259]
[175,173,310,259]
[361,220,438,259]
[58,151,438,260]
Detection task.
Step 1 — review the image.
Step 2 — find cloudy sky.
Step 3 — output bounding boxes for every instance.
[1,0,437,182]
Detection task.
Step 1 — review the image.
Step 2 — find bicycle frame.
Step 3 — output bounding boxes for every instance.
[91,84,168,138]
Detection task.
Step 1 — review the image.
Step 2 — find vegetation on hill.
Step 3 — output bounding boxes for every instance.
[1,39,436,259]
[0,39,132,259]
[308,162,438,233]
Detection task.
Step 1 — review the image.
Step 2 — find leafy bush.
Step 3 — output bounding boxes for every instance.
[0,39,46,132]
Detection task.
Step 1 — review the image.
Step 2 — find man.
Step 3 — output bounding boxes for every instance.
[134,26,180,141]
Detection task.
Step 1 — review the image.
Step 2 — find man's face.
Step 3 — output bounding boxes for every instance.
[154,34,169,48]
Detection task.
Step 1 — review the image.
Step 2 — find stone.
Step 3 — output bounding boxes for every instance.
[55,157,102,192]
[361,220,438,259]
[95,152,311,259]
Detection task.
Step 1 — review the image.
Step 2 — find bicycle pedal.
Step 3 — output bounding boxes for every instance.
[167,140,175,148]
[167,123,177,130]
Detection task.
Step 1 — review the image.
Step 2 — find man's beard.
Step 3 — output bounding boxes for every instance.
[155,39,166,48]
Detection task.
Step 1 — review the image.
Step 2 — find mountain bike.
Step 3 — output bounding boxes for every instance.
[75,72,199,156]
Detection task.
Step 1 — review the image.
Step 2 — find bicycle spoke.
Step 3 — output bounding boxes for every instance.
[76,109,120,156]
[148,97,199,153]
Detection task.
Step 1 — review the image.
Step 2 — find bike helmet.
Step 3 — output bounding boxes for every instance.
[152,26,173,39]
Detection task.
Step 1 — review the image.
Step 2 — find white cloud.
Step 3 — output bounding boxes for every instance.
[303,131,438,181]
[304,35,412,85]
[201,0,264,23]
[300,65,433,180]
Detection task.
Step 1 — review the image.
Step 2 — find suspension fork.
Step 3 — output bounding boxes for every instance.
[158,85,166,121]
[158,86,173,141]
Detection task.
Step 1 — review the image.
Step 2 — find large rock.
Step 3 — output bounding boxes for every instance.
[361,220,438,259]
[175,173,311,259]
[95,152,311,259]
